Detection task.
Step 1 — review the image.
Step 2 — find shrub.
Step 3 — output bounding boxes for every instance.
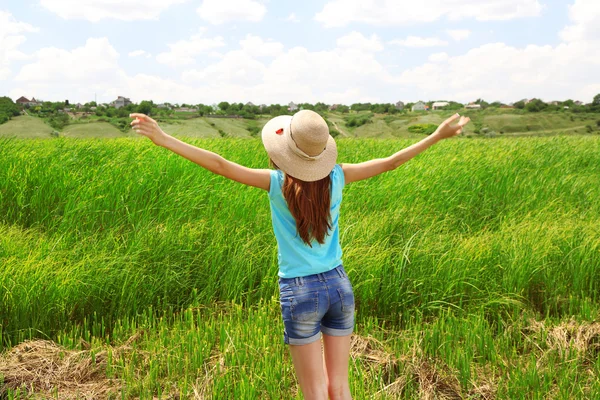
[247,121,259,137]
[48,113,70,130]
[218,129,227,138]
[586,125,593,133]
[407,123,438,135]
[344,112,373,127]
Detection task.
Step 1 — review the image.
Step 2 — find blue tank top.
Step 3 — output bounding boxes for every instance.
[268,164,345,278]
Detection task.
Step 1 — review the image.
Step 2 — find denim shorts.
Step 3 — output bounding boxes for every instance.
[279,265,355,345]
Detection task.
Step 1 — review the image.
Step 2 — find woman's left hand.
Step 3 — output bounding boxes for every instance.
[433,113,471,140]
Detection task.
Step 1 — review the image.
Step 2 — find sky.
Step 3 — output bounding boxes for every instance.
[1,0,599,105]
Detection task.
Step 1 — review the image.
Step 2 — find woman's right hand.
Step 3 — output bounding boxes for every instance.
[433,113,470,140]
[130,113,169,146]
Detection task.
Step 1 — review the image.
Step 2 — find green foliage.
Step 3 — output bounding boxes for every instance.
[218,102,231,112]
[525,99,548,113]
[137,100,154,115]
[514,101,526,109]
[474,98,490,109]
[593,93,600,106]
[407,123,438,135]
[246,120,260,137]
[344,112,373,127]
[47,113,70,130]
[0,97,20,125]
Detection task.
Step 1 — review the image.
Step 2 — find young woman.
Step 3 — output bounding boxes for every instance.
[130,110,470,400]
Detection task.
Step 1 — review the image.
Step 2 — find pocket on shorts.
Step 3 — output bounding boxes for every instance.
[290,291,319,321]
[337,284,355,314]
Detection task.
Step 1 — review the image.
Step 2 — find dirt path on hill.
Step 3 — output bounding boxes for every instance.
[332,121,350,137]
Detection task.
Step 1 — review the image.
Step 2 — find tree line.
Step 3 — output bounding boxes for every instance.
[2,95,600,128]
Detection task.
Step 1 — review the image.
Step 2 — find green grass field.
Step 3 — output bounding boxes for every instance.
[0,135,599,398]
[0,115,53,138]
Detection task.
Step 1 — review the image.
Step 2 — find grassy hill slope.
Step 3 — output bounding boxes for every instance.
[0,116,54,138]
[2,110,599,139]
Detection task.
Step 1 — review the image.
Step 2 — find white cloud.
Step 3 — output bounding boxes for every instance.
[390,36,448,47]
[239,34,284,57]
[336,31,384,52]
[285,13,299,22]
[129,50,151,58]
[39,0,187,22]
[16,37,121,83]
[197,0,266,24]
[180,43,395,104]
[0,11,38,79]
[156,32,226,67]
[315,0,543,27]
[182,50,267,86]
[13,38,128,103]
[559,0,600,42]
[428,52,448,62]
[446,29,471,41]
[396,40,600,103]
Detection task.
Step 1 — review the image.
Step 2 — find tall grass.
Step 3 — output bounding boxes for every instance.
[0,136,599,345]
[0,136,599,397]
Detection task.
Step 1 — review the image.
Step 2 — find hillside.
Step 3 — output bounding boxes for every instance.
[1,110,599,139]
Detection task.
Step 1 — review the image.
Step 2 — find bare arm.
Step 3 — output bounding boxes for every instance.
[130,113,270,190]
[341,113,470,184]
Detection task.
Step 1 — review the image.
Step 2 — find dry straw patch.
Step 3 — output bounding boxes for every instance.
[350,335,495,400]
[526,318,600,363]
[0,333,145,399]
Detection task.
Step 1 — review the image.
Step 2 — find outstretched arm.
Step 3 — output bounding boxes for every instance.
[130,113,270,190]
[341,113,470,184]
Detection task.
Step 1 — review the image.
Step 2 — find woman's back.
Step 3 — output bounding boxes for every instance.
[268,164,346,278]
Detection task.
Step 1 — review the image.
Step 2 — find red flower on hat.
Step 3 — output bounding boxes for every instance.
[276,128,284,135]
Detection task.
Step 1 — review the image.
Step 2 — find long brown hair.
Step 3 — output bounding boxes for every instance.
[272,160,332,246]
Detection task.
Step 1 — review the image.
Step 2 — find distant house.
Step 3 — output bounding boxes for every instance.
[574,101,583,106]
[465,103,482,109]
[157,104,170,110]
[112,96,132,109]
[76,103,84,109]
[329,104,340,111]
[411,101,426,111]
[288,102,298,112]
[16,96,30,105]
[16,96,41,107]
[432,101,449,110]
[175,107,196,112]
[395,101,404,110]
[547,101,560,106]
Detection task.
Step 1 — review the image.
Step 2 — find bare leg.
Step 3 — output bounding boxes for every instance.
[322,333,352,400]
[289,339,328,400]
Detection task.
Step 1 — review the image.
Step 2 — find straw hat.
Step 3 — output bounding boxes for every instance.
[261,110,337,182]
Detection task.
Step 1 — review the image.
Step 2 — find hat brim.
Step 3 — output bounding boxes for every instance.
[261,115,337,182]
